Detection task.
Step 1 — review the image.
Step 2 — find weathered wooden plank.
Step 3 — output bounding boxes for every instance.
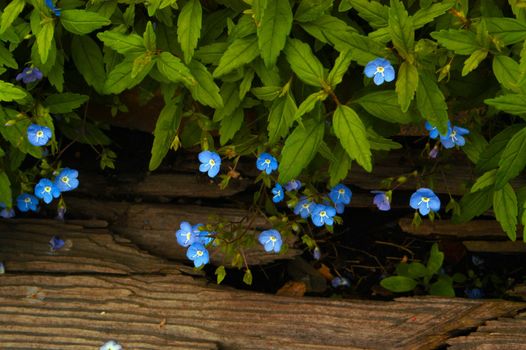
[399,218,509,239]
[462,241,526,254]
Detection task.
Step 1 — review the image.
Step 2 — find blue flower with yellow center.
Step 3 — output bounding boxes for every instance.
[425,121,451,139]
[311,204,336,227]
[54,168,79,192]
[294,198,314,219]
[271,183,284,203]
[440,126,470,149]
[16,193,39,212]
[256,153,278,174]
[409,188,440,216]
[198,150,221,178]
[329,184,352,205]
[16,67,43,84]
[186,242,209,267]
[27,124,52,147]
[364,58,395,85]
[176,221,198,247]
[258,229,282,253]
[34,178,61,204]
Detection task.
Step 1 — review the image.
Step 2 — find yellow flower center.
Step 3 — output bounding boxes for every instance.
[302,203,310,209]
[264,159,271,164]
[44,186,51,193]
[421,197,430,203]
[269,235,276,242]
[24,197,31,203]
[209,159,215,166]
[320,210,327,217]
[376,66,385,73]
[36,130,44,137]
[61,176,69,184]
[196,250,204,257]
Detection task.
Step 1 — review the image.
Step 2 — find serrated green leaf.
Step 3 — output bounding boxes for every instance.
[495,126,526,189]
[97,31,145,55]
[239,69,255,100]
[188,61,224,109]
[60,9,111,35]
[477,124,525,173]
[471,169,497,192]
[45,93,89,114]
[284,38,325,87]
[0,81,27,102]
[178,0,202,64]
[413,1,454,28]
[143,21,157,52]
[268,93,297,144]
[462,132,488,164]
[416,71,449,135]
[278,118,325,183]
[157,52,196,86]
[328,50,352,88]
[453,187,494,223]
[213,35,259,78]
[380,276,417,292]
[0,45,17,69]
[355,90,414,124]
[37,21,54,64]
[396,61,418,112]
[485,17,526,45]
[300,15,358,46]
[295,91,326,121]
[333,105,372,172]
[103,57,154,94]
[333,32,390,66]
[71,35,106,93]
[462,49,488,76]
[214,82,241,122]
[329,144,351,187]
[493,183,518,241]
[388,0,414,60]
[149,96,183,171]
[295,0,334,22]
[0,0,24,35]
[493,55,523,93]
[427,243,444,275]
[251,86,282,101]
[367,129,402,150]
[220,107,244,145]
[431,29,479,55]
[258,0,293,67]
[484,94,526,117]
[349,0,388,28]
[0,171,12,208]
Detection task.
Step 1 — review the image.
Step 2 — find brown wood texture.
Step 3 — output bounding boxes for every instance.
[398,219,509,239]
[1,219,525,350]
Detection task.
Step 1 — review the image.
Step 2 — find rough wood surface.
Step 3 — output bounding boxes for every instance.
[462,241,526,254]
[398,219,509,239]
[1,219,525,350]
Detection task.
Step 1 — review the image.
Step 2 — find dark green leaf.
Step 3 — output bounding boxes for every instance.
[157,52,196,86]
[97,31,145,55]
[349,0,388,28]
[268,93,298,144]
[380,276,417,292]
[220,107,244,145]
[429,279,455,297]
[213,35,260,78]
[431,29,479,55]
[453,187,494,223]
[60,9,111,35]
[0,45,17,69]
[485,17,526,46]
[0,171,12,208]
[295,0,334,22]
[45,93,89,114]
[388,0,414,60]
[477,124,525,173]
[71,35,106,93]
[495,126,526,189]
[329,144,351,187]
[188,61,224,109]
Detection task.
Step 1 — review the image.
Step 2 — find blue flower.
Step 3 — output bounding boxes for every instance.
[331,277,351,288]
[335,202,345,214]
[284,180,302,191]
[258,229,282,253]
[0,202,15,219]
[425,121,451,139]
[27,124,52,146]
[54,168,79,192]
[56,206,66,220]
[313,247,321,260]
[34,178,61,204]
[329,184,352,205]
[16,67,43,84]
[256,153,278,174]
[100,340,122,350]
[311,204,336,227]
[409,188,440,216]
[176,221,197,247]
[186,242,209,268]
[45,0,61,16]
[440,126,470,149]
[364,58,395,85]
[198,151,221,178]
[49,236,65,251]
[429,145,439,159]
[16,193,38,212]
[372,191,391,211]
[271,183,284,203]
[294,198,314,219]
[0,262,4,274]
[465,288,484,299]
[192,223,214,245]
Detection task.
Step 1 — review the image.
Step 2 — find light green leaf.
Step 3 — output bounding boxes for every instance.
[188,61,224,109]
[329,144,351,187]
[0,171,12,208]
[215,265,226,284]
[213,35,260,78]
[492,55,523,93]
[220,107,244,145]
[37,21,54,64]
[213,82,241,122]
[355,90,414,124]
[388,0,414,60]
[431,29,479,55]
[493,183,518,241]
[416,71,449,135]
[143,22,157,52]
[413,1,455,29]
[471,169,497,192]
[495,126,526,189]
[295,91,327,121]
[333,105,372,172]
[0,0,25,35]
[178,0,202,64]
[462,49,488,76]
[484,94,526,116]
[258,0,293,67]
[268,93,298,144]
[251,86,282,101]
[60,9,111,35]
[476,124,525,173]
[396,61,418,112]
[71,35,106,93]
[327,50,352,88]
[0,45,17,69]
[426,243,444,275]
[367,129,402,150]
[380,276,417,292]
[278,119,325,183]
[149,96,183,171]
[485,17,526,46]
[131,53,154,79]
[103,57,154,94]
[0,107,42,159]
[45,93,89,114]
[97,31,145,55]
[157,52,196,86]
[284,38,325,87]
[0,81,27,102]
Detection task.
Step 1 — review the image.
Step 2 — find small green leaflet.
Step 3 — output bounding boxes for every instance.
[327,50,352,88]
[37,21,54,64]
[0,0,24,35]
[157,52,196,86]
[462,49,488,76]
[188,61,224,109]
[426,243,444,275]
[295,91,327,121]
[492,55,523,93]
[430,29,479,55]
[0,45,17,69]
[258,0,293,67]
[355,90,414,124]
[213,35,260,78]
[177,0,202,64]
[484,94,526,117]
[284,38,325,87]
[220,107,244,145]
[0,81,27,102]
[328,144,352,187]
[0,171,12,208]
[471,169,497,192]
[103,56,154,94]
[215,265,226,284]
[493,183,518,241]
[333,105,372,172]
[476,124,525,173]
[251,86,282,101]
[388,0,414,60]
[452,187,494,223]
[268,93,298,144]
[416,71,449,135]
[278,119,325,183]
[60,10,111,35]
[149,96,183,171]
[396,61,418,112]
[495,126,526,189]
[239,69,255,100]
[97,31,145,55]
[380,276,417,292]
[45,93,89,114]
[485,17,526,46]
[71,35,106,93]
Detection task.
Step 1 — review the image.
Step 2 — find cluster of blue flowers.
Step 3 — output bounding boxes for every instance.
[425,121,470,157]
[175,221,213,267]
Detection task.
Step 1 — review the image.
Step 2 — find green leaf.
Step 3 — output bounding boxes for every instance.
[484,94,526,116]
[131,53,154,79]
[300,15,357,46]
[462,49,488,76]
[493,183,518,241]
[495,126,526,189]
[177,0,202,64]
[97,31,145,55]
[295,0,334,22]
[333,105,372,172]
[0,107,42,159]
[0,171,12,208]
[396,61,418,112]
[251,86,282,101]
[278,119,325,183]
[213,82,241,122]
[327,50,352,88]
[143,22,157,52]
[429,279,455,297]
[471,169,497,192]
[348,0,388,28]
[380,276,417,292]
[0,45,17,69]
[188,61,224,109]
[431,29,479,55]
[258,0,293,67]
[329,144,352,187]
[215,265,226,284]
[213,35,260,78]
[149,96,183,171]
[493,55,523,93]
[355,90,414,124]
[157,52,196,86]
[71,35,106,93]
[60,9,111,35]
[462,132,488,164]
[243,269,253,285]
[416,71,449,135]
[367,129,402,150]
[426,243,444,275]
[268,93,298,144]
[36,21,54,64]
[334,32,389,66]
[239,69,255,100]
[407,262,428,279]
[453,187,494,223]
[412,1,455,29]
[388,0,414,60]
[0,0,24,35]
[485,17,526,46]
[295,91,326,121]
[284,38,325,87]
[45,93,89,114]
[477,124,525,173]
[104,57,154,94]
[0,81,27,102]
[220,107,244,145]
